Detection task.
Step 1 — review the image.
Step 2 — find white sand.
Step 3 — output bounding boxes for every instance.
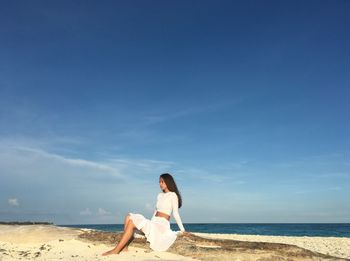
[193,232,350,259]
[0,225,197,261]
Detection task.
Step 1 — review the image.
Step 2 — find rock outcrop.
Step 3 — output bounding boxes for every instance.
[78,230,346,261]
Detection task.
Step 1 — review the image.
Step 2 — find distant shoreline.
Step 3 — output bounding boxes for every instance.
[0,221,53,225]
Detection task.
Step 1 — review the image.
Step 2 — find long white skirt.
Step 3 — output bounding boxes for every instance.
[128,212,177,252]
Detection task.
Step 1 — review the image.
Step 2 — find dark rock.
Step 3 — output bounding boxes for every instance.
[78,230,346,261]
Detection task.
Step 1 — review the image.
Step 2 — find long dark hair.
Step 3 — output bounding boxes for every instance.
[160,173,182,208]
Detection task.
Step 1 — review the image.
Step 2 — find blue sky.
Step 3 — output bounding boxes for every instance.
[0,1,349,225]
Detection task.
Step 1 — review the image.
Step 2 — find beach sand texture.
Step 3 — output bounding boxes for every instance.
[193,232,350,260]
[1,225,349,260]
[0,225,196,261]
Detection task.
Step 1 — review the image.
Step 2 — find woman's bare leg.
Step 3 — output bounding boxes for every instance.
[122,214,134,252]
[102,216,137,256]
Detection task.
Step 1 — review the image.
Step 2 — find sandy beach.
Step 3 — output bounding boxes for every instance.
[1,225,349,260]
[0,225,197,261]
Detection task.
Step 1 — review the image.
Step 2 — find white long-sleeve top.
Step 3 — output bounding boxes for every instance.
[152,191,185,232]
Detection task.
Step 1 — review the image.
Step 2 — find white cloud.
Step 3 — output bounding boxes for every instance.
[145,203,153,211]
[142,98,243,126]
[0,142,174,184]
[0,142,165,223]
[80,208,92,216]
[97,208,111,216]
[8,198,19,206]
[80,208,113,220]
[13,146,120,174]
[80,208,113,218]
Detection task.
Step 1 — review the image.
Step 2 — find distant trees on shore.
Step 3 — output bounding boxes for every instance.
[0,221,53,225]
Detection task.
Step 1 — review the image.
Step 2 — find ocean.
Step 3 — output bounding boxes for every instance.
[60,223,350,238]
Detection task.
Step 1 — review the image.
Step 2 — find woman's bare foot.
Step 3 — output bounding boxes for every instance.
[121,246,128,252]
[102,248,120,256]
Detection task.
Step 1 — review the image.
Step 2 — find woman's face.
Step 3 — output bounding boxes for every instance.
[159,178,167,191]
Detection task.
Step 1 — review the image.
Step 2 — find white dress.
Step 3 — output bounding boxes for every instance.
[128,191,185,251]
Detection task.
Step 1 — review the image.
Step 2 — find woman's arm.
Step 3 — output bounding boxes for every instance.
[171,193,185,232]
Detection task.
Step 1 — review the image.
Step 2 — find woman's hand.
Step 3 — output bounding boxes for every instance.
[179,231,193,236]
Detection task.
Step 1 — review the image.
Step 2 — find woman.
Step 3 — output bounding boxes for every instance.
[102,173,191,256]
